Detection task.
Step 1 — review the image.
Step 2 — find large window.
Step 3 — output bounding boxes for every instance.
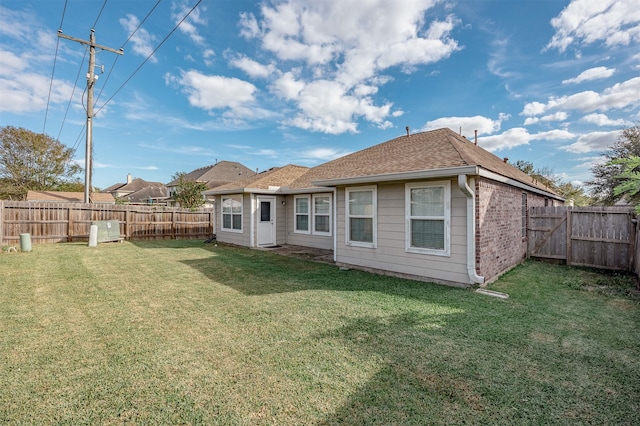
[313,194,331,235]
[346,186,376,247]
[222,196,242,232]
[405,181,450,256]
[294,196,310,233]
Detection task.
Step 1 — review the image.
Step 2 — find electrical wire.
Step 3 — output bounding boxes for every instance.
[58,46,89,146]
[95,0,202,115]
[92,0,108,29]
[95,0,161,106]
[42,0,68,135]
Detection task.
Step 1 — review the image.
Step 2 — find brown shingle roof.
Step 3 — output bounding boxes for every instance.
[166,161,255,187]
[289,128,558,195]
[206,165,309,193]
[26,191,115,203]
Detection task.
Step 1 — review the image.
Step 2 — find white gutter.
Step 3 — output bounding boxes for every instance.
[458,174,485,285]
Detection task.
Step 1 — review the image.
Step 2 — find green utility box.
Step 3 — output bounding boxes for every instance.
[91,220,122,243]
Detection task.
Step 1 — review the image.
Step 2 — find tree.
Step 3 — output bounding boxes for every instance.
[0,126,82,200]
[513,160,559,189]
[171,172,207,210]
[608,155,640,213]
[587,123,640,205]
[513,159,592,206]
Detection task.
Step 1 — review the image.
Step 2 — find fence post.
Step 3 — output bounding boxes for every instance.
[171,210,175,239]
[67,206,73,242]
[0,200,4,247]
[566,207,572,266]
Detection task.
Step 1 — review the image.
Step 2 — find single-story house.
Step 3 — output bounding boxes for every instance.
[205,128,564,286]
[102,174,168,204]
[166,160,256,205]
[26,190,115,204]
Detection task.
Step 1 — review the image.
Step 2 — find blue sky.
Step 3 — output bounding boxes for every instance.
[1,0,639,190]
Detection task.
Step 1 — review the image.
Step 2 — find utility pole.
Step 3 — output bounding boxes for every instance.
[58,29,123,203]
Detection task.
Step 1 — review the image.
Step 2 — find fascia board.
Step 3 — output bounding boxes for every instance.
[313,165,479,186]
[478,168,565,201]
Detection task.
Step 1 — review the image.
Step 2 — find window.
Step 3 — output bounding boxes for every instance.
[222,196,242,232]
[405,181,450,256]
[346,186,376,247]
[522,193,527,238]
[313,194,331,235]
[294,196,310,233]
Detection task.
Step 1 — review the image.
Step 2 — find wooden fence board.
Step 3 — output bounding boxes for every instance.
[0,201,214,245]
[528,206,637,272]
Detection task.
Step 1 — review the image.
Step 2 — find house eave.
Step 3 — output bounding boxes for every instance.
[313,165,480,186]
[204,187,280,196]
[478,169,565,201]
[280,186,334,194]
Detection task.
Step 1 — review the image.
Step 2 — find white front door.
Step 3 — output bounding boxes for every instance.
[257,196,276,246]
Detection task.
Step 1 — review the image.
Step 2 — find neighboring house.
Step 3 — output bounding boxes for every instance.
[166,161,255,205]
[102,174,168,204]
[206,128,564,287]
[26,190,115,204]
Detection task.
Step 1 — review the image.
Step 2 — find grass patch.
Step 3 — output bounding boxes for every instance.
[1,241,639,424]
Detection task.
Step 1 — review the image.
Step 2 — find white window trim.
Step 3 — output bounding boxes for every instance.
[294,195,311,234]
[312,193,332,236]
[405,181,451,256]
[221,195,243,233]
[345,185,377,248]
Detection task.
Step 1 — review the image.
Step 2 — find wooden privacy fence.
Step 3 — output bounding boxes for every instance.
[0,201,214,246]
[528,206,637,272]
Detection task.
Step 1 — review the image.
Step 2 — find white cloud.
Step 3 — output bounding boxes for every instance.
[522,76,640,116]
[524,112,568,125]
[229,55,276,79]
[172,1,207,46]
[173,70,257,112]
[299,147,351,161]
[0,50,74,113]
[581,113,630,126]
[422,115,506,136]
[478,127,575,152]
[561,130,620,153]
[547,0,640,52]
[237,0,459,134]
[120,14,158,63]
[562,66,615,84]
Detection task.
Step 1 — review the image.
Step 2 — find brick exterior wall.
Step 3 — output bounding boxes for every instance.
[475,178,550,283]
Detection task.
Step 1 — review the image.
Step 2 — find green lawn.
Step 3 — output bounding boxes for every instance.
[1,240,639,425]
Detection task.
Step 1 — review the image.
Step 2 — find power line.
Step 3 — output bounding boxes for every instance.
[95,0,202,115]
[95,0,161,106]
[58,46,89,144]
[42,0,68,135]
[92,0,109,28]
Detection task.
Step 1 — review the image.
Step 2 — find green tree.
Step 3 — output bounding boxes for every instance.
[0,126,82,200]
[171,172,206,210]
[587,123,640,205]
[513,159,592,205]
[607,155,640,213]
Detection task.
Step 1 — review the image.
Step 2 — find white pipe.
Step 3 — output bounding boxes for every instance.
[458,174,485,285]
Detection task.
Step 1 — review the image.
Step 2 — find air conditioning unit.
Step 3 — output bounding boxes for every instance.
[91,220,122,243]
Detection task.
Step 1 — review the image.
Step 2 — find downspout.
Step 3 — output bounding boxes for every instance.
[250,193,255,248]
[458,174,485,285]
[333,188,337,262]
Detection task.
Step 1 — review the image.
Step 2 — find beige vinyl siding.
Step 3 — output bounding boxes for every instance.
[215,194,251,247]
[283,194,333,250]
[335,180,470,285]
[275,195,287,246]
